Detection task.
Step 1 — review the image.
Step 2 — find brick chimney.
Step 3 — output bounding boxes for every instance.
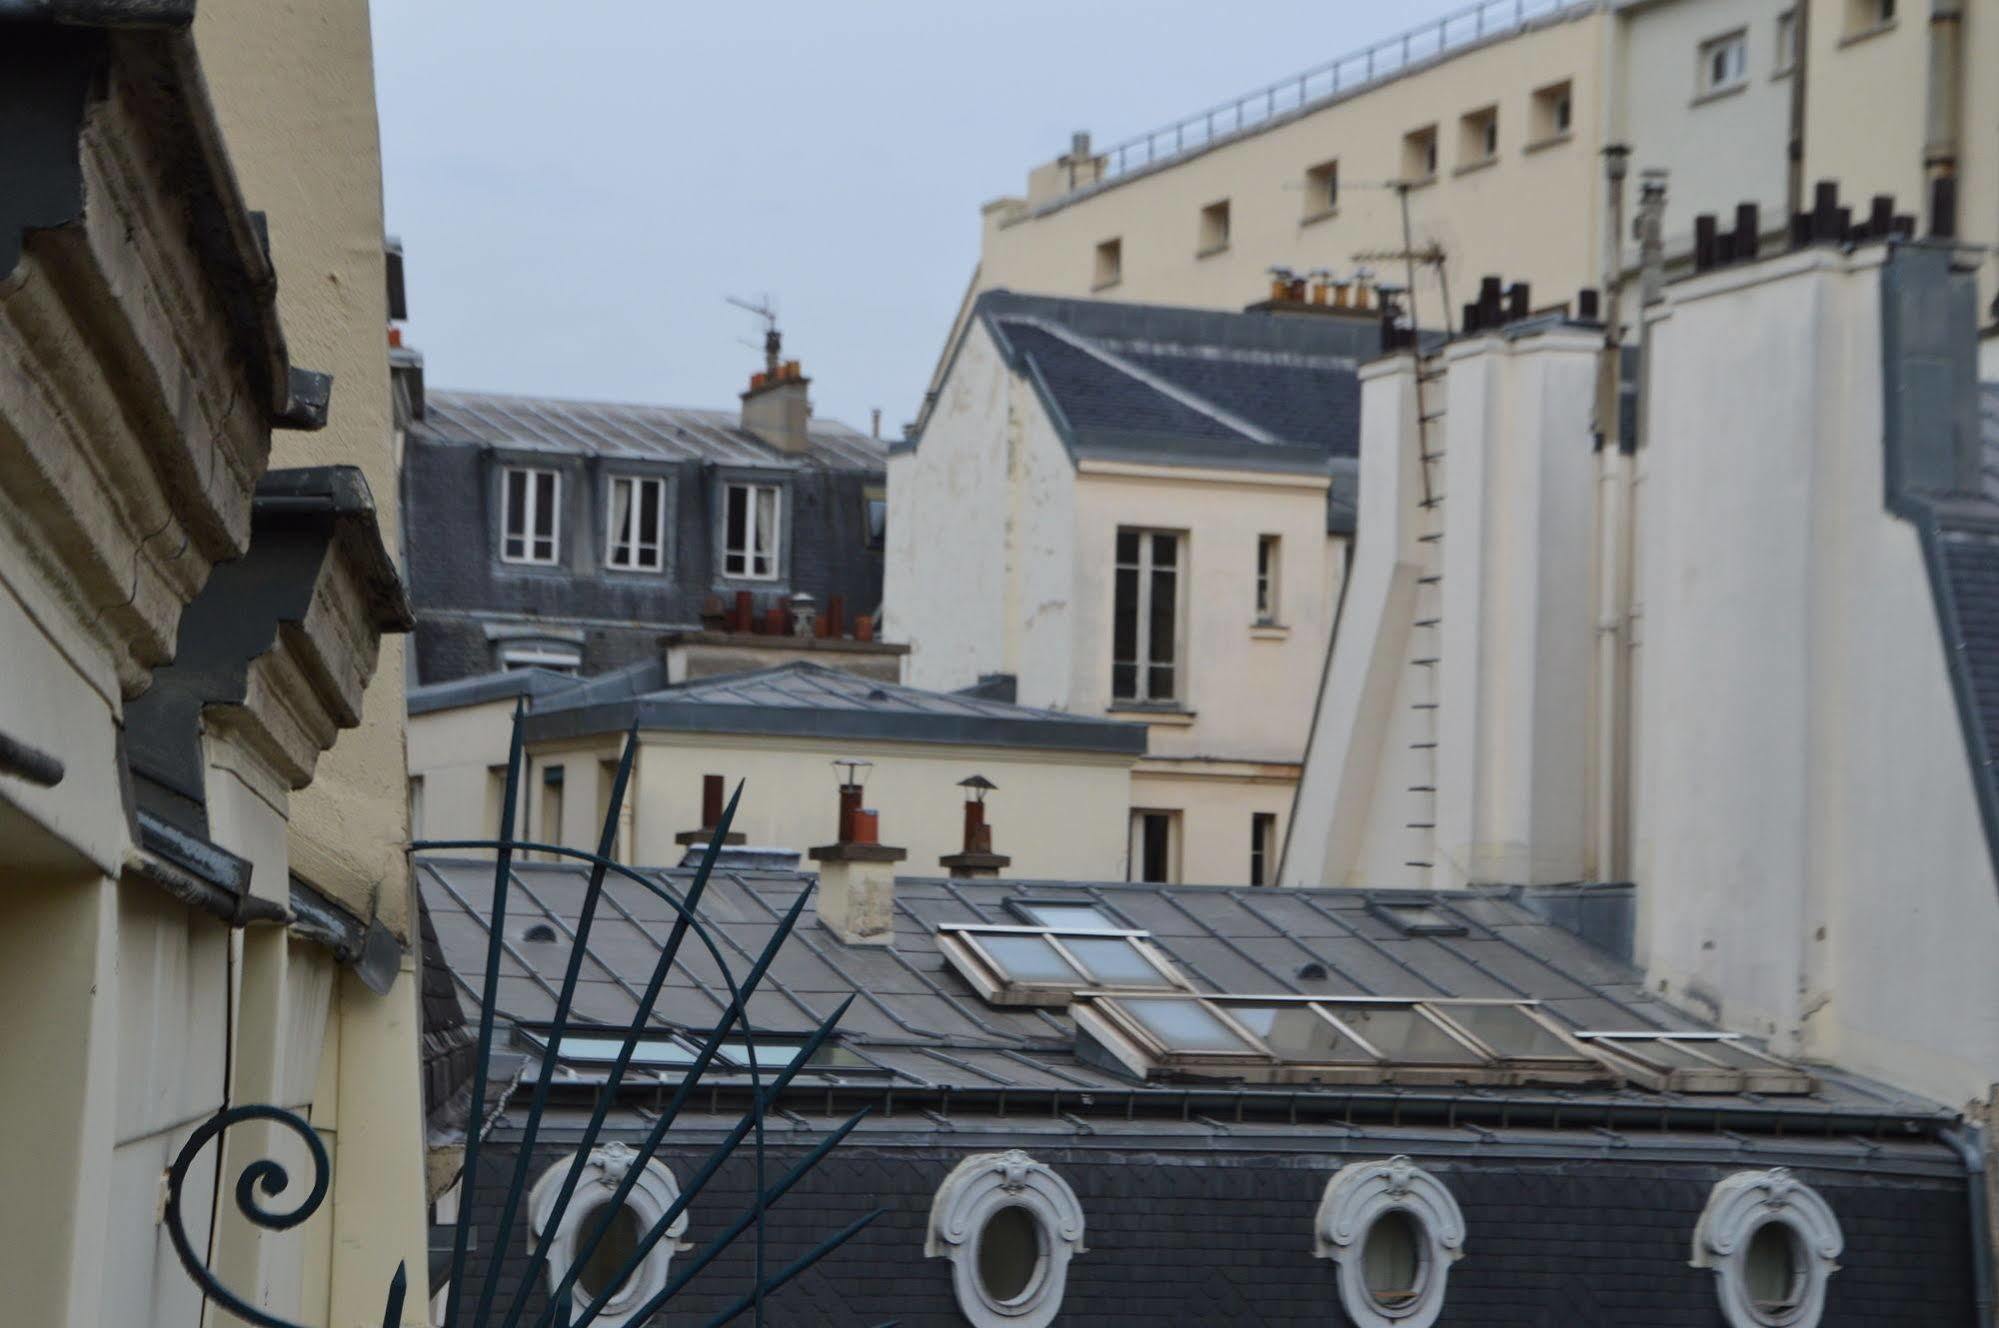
[939,774,1010,879]
[740,324,812,454]
[808,759,905,945]
[674,774,746,848]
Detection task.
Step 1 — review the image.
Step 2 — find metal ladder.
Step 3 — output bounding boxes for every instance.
[1403,355,1449,882]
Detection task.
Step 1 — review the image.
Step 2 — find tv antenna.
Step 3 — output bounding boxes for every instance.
[726,293,781,374]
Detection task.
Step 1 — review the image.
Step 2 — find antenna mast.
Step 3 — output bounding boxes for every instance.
[725,293,781,376]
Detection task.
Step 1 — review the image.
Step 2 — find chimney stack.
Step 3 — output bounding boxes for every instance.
[809,759,905,945]
[674,774,747,848]
[940,774,1010,879]
[740,325,813,454]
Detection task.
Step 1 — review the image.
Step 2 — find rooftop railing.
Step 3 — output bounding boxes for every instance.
[1083,0,1597,194]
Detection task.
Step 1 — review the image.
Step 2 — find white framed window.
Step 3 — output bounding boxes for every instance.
[1255,534,1282,625]
[502,466,561,565]
[926,1150,1086,1328]
[1700,30,1749,95]
[528,1142,692,1328]
[1113,528,1183,703]
[1693,1168,1843,1328]
[1314,1156,1466,1328]
[722,481,782,579]
[605,475,667,572]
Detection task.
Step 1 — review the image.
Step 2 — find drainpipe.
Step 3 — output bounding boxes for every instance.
[1590,147,1630,879]
[1940,1123,1995,1327]
[1925,0,1964,237]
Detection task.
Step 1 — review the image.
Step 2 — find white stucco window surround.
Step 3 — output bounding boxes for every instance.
[1313,1156,1466,1328]
[527,1142,693,1328]
[1692,1168,1843,1328]
[925,1149,1087,1328]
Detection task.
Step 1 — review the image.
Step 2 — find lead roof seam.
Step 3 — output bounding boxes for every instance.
[422,862,565,1008]
[1150,886,1305,993]
[1227,890,1380,996]
[991,1046,1104,1092]
[1426,894,1671,1032]
[1079,883,1224,991]
[588,871,734,1018]
[724,875,946,1040]
[505,870,662,1021]
[885,894,1034,1044]
[1288,890,1459,998]
[643,868,830,1030]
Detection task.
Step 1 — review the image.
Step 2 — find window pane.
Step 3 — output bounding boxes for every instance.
[608,479,634,566]
[505,469,528,537]
[1112,663,1137,699]
[752,486,778,576]
[1060,937,1169,987]
[1118,997,1253,1054]
[533,471,556,539]
[1147,663,1176,702]
[1112,567,1138,668]
[725,484,747,556]
[638,478,662,565]
[1140,812,1170,882]
[1439,1005,1580,1060]
[1228,1004,1369,1061]
[1019,904,1117,931]
[574,1201,642,1303]
[977,934,1084,985]
[1116,530,1140,564]
[1150,533,1177,567]
[554,1036,698,1066]
[1331,1005,1474,1063]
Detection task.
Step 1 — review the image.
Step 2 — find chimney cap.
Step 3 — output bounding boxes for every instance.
[958,774,998,792]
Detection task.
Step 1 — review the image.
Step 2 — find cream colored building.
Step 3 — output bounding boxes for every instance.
[408,662,1145,882]
[927,0,1995,422]
[886,291,1365,885]
[0,6,429,1328]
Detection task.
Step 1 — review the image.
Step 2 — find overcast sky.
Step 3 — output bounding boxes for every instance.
[371,1,1468,436]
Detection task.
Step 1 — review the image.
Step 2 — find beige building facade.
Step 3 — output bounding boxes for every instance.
[408,664,1145,883]
[0,7,429,1328]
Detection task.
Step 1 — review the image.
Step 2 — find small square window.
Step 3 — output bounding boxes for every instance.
[501,465,561,565]
[1093,237,1122,290]
[1458,106,1498,166]
[1846,0,1893,32]
[1699,31,1748,95]
[1530,80,1573,142]
[722,481,782,579]
[605,474,667,572]
[1402,125,1438,182]
[1304,160,1339,218]
[1197,200,1230,256]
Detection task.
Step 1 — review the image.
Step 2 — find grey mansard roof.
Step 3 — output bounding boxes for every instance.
[910,291,1369,497]
[415,862,1951,1141]
[415,388,886,472]
[516,659,1148,756]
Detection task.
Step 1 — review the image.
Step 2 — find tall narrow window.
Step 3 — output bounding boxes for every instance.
[1113,529,1182,703]
[1093,237,1123,290]
[1304,160,1339,218]
[539,765,565,861]
[606,475,667,571]
[1129,810,1178,884]
[723,482,782,579]
[1197,200,1231,256]
[1255,534,1282,625]
[502,466,561,565]
[1774,11,1798,73]
[408,775,426,842]
[1250,812,1277,886]
[1459,107,1498,166]
[1402,125,1439,182]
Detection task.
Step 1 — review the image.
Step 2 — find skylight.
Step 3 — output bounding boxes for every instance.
[1008,900,1124,931]
[521,1029,886,1078]
[938,923,1188,1007]
[1573,1032,1817,1095]
[1073,994,1617,1089]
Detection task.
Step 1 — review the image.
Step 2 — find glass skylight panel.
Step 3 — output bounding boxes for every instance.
[1060,937,1175,988]
[1439,1003,1584,1060]
[978,934,1087,985]
[549,1035,698,1066]
[1015,903,1121,931]
[1227,1003,1366,1062]
[1118,997,1258,1055]
[1573,1032,1817,1094]
[1327,1004,1476,1063]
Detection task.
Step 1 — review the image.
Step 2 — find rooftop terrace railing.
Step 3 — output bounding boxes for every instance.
[1084,0,1598,194]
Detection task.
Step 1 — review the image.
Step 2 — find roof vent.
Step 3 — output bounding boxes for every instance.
[523,923,558,943]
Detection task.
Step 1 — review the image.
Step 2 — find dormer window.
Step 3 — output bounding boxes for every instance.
[605,475,667,572]
[502,466,560,565]
[722,481,781,579]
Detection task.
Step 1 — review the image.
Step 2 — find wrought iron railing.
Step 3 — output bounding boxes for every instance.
[165,706,875,1327]
[1081,0,1596,192]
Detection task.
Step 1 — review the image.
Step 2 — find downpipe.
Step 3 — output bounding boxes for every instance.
[1941,1123,1996,1326]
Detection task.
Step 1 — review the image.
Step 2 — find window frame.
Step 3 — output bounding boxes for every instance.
[926,1150,1085,1328]
[527,1144,691,1328]
[1314,1156,1466,1328]
[1196,199,1231,256]
[603,473,670,573]
[1127,807,1180,884]
[1112,527,1186,705]
[1693,1169,1843,1328]
[1255,533,1282,625]
[1529,79,1574,144]
[1698,29,1750,97]
[717,476,786,583]
[1303,159,1339,220]
[1458,105,1499,169]
[500,464,563,566]
[1249,811,1278,886]
[496,640,581,674]
[1092,236,1123,290]
[1402,124,1439,183]
[1774,9,1798,74]
[937,922,1189,1008]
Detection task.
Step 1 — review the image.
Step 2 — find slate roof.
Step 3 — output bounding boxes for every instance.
[518,659,1149,755]
[961,290,1369,477]
[415,388,886,472]
[415,862,1953,1142]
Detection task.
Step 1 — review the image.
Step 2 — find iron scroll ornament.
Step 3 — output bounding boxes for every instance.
[162,705,881,1328]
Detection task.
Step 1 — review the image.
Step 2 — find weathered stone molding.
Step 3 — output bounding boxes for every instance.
[1692,1168,1842,1328]
[1313,1155,1466,1328]
[925,1149,1087,1328]
[527,1143,691,1328]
